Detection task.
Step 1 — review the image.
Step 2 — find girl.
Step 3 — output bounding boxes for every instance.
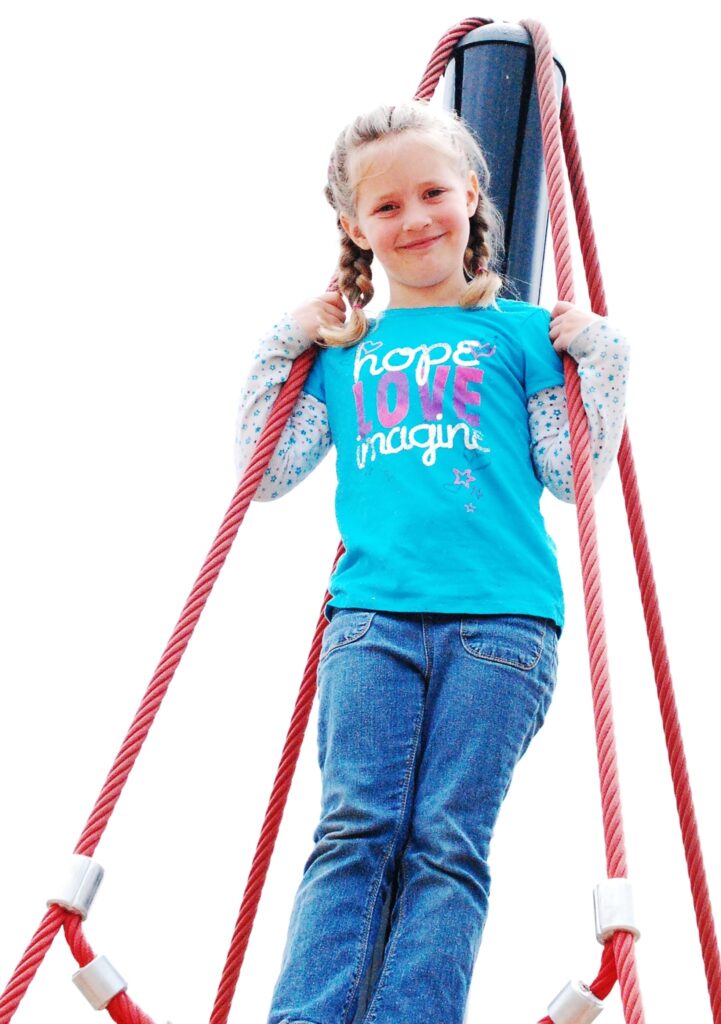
[234,100,629,1024]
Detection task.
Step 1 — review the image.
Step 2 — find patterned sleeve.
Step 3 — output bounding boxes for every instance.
[234,315,333,501]
[527,319,630,502]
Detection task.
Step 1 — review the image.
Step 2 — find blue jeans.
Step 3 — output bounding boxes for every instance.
[267,608,559,1024]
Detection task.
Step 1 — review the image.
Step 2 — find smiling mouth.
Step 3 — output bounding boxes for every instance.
[400,234,444,251]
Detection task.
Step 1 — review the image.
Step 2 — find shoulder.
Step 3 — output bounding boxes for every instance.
[491,297,551,326]
[444,298,551,333]
[488,300,554,355]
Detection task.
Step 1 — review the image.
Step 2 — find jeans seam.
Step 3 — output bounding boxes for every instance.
[339,699,426,1024]
[517,641,557,759]
[362,856,408,1023]
[420,614,433,682]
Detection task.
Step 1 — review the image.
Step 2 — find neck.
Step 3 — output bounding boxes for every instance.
[387,275,467,310]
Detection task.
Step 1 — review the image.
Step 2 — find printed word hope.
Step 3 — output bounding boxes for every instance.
[354,337,496,386]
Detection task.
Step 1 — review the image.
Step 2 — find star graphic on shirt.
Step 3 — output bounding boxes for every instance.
[464,502,476,512]
[452,468,476,488]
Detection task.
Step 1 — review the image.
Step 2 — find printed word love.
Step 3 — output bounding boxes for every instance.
[352,336,496,468]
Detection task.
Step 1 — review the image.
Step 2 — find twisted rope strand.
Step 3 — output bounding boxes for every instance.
[520,16,645,1022]
[617,428,721,1021]
[557,45,720,1024]
[0,350,317,1023]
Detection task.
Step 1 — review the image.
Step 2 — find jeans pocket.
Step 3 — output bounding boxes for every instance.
[319,607,375,665]
[459,614,548,671]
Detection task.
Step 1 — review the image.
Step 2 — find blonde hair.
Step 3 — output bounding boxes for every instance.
[319,99,506,348]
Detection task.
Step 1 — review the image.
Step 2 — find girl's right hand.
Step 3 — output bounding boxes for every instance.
[290,291,346,343]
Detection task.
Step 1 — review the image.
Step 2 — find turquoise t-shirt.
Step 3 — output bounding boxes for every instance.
[303,298,566,629]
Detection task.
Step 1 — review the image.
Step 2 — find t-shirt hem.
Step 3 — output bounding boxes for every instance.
[324,594,565,633]
[528,372,566,395]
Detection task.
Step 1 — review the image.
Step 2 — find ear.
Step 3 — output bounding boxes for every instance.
[340,212,372,251]
[466,171,480,216]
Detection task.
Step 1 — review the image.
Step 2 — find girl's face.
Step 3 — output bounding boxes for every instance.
[340,131,479,309]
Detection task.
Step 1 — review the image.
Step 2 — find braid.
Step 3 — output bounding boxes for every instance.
[338,227,375,308]
[459,193,505,308]
[464,197,493,277]
[317,220,375,347]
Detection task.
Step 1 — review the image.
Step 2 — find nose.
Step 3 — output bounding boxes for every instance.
[402,200,432,232]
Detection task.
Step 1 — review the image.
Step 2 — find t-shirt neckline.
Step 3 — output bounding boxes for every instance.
[380,304,466,314]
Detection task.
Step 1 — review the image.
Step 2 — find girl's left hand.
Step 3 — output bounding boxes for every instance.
[549,300,603,353]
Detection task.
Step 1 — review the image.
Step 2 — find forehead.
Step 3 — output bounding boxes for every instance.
[349,132,463,199]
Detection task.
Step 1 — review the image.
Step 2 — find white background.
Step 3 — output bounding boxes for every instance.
[1,2,719,1022]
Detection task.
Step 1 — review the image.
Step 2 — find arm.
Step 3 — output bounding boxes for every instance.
[234,315,333,501]
[528,319,630,502]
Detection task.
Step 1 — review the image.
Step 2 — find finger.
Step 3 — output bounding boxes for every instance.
[322,303,346,324]
[321,301,347,323]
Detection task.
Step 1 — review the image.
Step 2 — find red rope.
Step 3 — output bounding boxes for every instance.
[1,15,718,1024]
[560,76,721,1014]
[520,19,646,1022]
[414,17,491,100]
[618,424,721,1018]
[555,45,721,1024]
[208,557,340,1024]
[523,17,721,1022]
[0,350,321,1024]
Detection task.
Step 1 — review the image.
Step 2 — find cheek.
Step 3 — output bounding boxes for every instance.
[452,211,471,244]
[374,225,396,252]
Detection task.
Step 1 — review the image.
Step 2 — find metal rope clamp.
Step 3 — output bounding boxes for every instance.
[547,878,642,1023]
[72,955,128,1010]
[46,856,128,1010]
[46,854,104,920]
[547,979,604,1024]
[593,877,641,944]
